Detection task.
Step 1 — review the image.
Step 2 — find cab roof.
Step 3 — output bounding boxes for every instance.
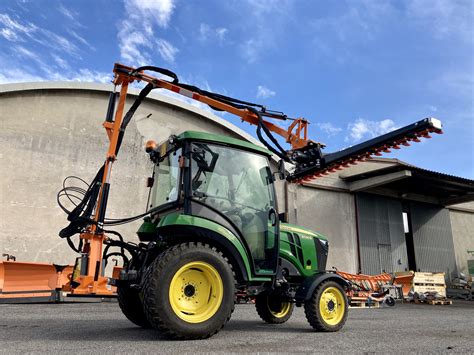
[176,131,272,156]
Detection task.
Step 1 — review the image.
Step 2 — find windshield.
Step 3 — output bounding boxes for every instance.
[150,148,181,208]
[191,143,275,213]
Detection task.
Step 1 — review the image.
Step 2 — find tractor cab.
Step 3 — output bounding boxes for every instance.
[143,131,280,276]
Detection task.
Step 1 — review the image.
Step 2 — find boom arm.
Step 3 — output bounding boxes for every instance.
[111,63,443,182]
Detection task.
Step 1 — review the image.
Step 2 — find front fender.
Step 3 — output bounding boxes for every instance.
[295,272,350,302]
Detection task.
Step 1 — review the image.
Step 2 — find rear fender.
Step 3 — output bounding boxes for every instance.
[295,272,350,302]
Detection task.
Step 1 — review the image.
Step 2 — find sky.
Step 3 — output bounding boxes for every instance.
[0,0,473,178]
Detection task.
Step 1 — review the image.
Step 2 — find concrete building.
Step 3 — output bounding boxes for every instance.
[1,82,473,282]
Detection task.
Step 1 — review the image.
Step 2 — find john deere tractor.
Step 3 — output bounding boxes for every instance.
[115,131,348,339]
[58,64,442,340]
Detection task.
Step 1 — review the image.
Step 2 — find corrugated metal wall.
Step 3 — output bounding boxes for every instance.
[356,193,407,274]
[409,201,457,279]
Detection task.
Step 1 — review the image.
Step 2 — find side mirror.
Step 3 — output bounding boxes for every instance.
[278,212,288,223]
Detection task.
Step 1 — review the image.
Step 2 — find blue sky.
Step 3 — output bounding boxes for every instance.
[1,0,473,178]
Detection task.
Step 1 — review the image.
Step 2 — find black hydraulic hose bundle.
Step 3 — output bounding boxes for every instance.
[58,165,105,241]
[115,82,154,155]
[248,107,290,162]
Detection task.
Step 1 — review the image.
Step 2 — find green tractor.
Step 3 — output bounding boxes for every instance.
[117,131,349,339]
[58,64,442,340]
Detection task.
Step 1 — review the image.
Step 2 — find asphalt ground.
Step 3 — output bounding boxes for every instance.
[0,300,472,353]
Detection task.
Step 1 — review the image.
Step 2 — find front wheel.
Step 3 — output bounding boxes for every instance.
[304,280,348,332]
[255,292,294,324]
[142,242,236,339]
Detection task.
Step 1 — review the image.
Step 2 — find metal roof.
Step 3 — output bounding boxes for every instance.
[342,159,474,205]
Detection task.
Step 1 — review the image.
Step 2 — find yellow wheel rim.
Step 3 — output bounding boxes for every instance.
[169,261,223,324]
[266,296,291,318]
[269,301,291,318]
[319,286,345,326]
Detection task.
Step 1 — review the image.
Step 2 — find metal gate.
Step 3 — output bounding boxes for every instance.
[356,193,407,275]
[409,201,457,280]
[377,244,393,273]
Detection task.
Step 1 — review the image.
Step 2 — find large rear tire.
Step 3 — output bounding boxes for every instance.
[117,286,151,328]
[142,242,236,339]
[304,280,348,332]
[255,291,294,324]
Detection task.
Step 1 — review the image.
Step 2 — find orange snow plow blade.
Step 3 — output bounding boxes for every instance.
[0,261,73,303]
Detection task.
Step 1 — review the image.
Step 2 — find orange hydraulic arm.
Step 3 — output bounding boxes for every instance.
[112,63,311,151]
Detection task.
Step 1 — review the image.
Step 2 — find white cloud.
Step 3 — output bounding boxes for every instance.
[118,0,178,66]
[64,69,112,83]
[407,0,473,43]
[199,23,228,43]
[246,0,287,15]
[346,118,397,142]
[0,65,111,84]
[52,54,69,69]
[256,85,276,99]
[199,23,210,40]
[128,0,175,28]
[242,38,261,63]
[14,45,40,61]
[316,122,343,137]
[216,28,228,41]
[0,13,80,57]
[156,38,178,63]
[58,4,77,21]
[1,46,109,84]
[119,27,152,65]
[0,27,20,41]
[428,105,438,112]
[0,68,44,83]
[12,45,55,74]
[40,30,79,56]
[0,13,37,41]
[68,29,93,49]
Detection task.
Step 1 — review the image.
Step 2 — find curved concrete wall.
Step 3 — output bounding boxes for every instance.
[0,82,263,264]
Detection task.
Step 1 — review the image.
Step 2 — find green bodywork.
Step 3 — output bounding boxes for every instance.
[138,130,329,282]
[138,212,328,281]
[279,225,327,277]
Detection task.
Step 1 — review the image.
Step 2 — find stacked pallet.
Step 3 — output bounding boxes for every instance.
[394,271,452,305]
[413,272,446,297]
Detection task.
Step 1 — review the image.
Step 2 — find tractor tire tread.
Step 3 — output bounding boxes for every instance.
[303,280,348,332]
[255,292,294,324]
[142,242,236,340]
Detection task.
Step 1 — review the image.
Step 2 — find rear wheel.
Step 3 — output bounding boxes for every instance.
[304,280,348,332]
[117,286,151,328]
[255,292,294,324]
[142,242,236,339]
